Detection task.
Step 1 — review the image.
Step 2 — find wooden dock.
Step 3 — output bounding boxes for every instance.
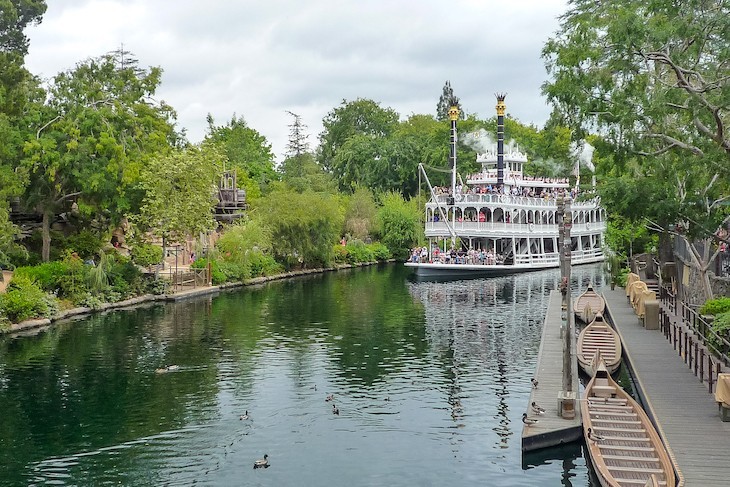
[604,289,730,486]
[522,290,582,451]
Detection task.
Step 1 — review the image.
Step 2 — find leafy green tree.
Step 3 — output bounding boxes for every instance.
[318,98,399,178]
[375,192,422,259]
[0,0,46,54]
[436,80,464,121]
[343,187,377,240]
[205,114,276,201]
[22,48,179,261]
[254,189,343,269]
[279,152,337,194]
[542,0,730,301]
[0,0,47,267]
[135,145,220,265]
[0,206,26,270]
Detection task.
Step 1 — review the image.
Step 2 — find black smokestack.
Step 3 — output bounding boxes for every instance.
[448,104,460,196]
[495,93,506,187]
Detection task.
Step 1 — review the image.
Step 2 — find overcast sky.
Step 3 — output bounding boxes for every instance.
[25,0,569,162]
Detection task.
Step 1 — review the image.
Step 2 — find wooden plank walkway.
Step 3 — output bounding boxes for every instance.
[522,290,582,451]
[604,288,730,487]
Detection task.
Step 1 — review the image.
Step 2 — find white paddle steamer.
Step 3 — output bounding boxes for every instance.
[406,95,605,278]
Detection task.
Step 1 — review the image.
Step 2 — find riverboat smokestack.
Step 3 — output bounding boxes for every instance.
[495,93,506,187]
[448,105,460,197]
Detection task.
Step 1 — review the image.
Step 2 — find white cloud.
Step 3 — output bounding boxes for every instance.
[25,0,568,162]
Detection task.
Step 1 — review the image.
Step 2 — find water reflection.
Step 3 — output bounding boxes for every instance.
[0,264,606,486]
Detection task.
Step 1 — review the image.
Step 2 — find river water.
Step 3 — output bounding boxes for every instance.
[0,264,608,486]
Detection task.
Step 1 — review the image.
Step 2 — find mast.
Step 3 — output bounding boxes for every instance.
[448,105,460,249]
[495,93,506,188]
[448,105,460,198]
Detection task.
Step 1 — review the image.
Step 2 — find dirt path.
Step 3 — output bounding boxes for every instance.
[0,271,13,293]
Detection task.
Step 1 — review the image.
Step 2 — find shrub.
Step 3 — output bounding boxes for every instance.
[131,243,163,268]
[145,276,170,295]
[191,258,226,284]
[345,240,374,264]
[707,311,730,353]
[332,245,348,264]
[14,261,68,292]
[0,275,59,323]
[370,242,390,261]
[333,241,390,264]
[700,297,730,316]
[375,192,421,260]
[61,230,104,260]
[56,254,89,302]
[107,253,144,298]
[247,252,282,277]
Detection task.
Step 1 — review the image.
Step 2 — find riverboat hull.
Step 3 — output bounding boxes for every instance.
[405,254,604,278]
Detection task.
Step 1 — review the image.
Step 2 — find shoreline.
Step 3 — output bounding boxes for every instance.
[3,261,393,337]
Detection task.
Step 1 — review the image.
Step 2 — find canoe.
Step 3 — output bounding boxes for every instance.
[574,286,606,324]
[577,314,622,376]
[581,354,676,487]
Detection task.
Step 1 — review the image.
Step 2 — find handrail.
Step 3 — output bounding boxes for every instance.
[658,285,730,394]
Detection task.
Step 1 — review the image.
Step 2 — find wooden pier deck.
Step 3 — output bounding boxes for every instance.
[522,290,582,451]
[604,289,730,486]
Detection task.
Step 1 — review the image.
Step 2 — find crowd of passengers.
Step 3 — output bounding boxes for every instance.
[409,246,505,265]
[432,183,580,200]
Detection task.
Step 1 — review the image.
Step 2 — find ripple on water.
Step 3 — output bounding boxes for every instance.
[1,264,607,486]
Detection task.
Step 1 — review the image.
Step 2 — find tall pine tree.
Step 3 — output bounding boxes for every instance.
[436,80,464,121]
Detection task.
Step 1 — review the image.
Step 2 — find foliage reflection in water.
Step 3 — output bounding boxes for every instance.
[0,264,608,486]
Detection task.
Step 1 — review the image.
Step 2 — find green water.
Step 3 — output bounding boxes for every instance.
[0,264,606,486]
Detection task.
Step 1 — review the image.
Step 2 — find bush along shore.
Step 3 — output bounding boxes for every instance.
[0,243,395,335]
[2,261,391,335]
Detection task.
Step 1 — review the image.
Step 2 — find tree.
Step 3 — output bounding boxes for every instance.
[22,48,179,261]
[375,192,422,259]
[0,0,46,55]
[284,110,310,160]
[135,145,220,264]
[344,187,377,240]
[279,110,335,193]
[205,114,276,201]
[278,151,336,194]
[436,80,464,121]
[542,0,730,301]
[254,189,343,269]
[0,205,26,270]
[0,0,47,267]
[318,98,399,177]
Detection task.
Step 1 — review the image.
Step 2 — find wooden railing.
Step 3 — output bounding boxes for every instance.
[168,268,210,292]
[659,286,730,394]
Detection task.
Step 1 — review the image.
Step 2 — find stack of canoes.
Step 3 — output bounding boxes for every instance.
[577,314,622,376]
[574,286,606,324]
[582,354,676,487]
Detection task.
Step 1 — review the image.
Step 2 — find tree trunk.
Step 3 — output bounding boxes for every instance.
[42,210,51,262]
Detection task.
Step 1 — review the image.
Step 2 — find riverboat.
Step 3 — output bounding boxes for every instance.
[405,95,605,278]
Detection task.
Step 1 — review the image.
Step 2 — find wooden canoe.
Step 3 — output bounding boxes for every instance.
[581,355,676,487]
[577,314,622,376]
[574,286,606,324]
